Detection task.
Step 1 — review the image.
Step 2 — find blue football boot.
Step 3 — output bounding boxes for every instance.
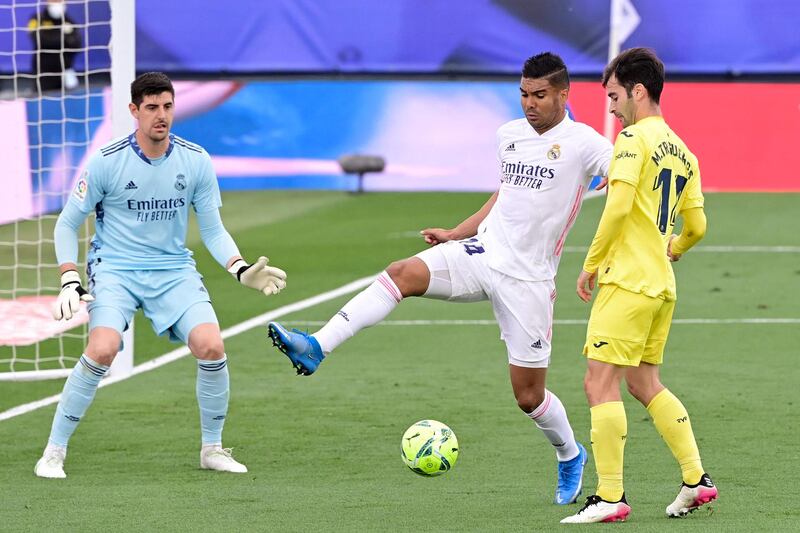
[555,442,588,505]
[267,322,325,376]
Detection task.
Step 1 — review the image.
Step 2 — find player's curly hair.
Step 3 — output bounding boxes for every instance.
[522,52,569,89]
[130,72,175,107]
[603,47,665,104]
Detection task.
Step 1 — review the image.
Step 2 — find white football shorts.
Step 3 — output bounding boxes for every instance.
[415,238,556,368]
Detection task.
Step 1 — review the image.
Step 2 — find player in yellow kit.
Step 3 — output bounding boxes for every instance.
[561,48,718,524]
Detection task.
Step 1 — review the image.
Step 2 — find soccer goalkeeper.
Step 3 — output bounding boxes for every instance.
[34,72,287,478]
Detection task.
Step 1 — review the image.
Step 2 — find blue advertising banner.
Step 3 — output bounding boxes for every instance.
[1,0,798,76]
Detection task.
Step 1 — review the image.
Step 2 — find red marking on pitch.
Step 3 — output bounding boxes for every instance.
[0,296,88,346]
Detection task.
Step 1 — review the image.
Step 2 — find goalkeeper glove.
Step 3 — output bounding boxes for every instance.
[52,270,94,320]
[228,256,287,296]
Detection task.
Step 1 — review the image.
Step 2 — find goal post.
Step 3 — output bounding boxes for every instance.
[107,0,135,378]
[0,0,135,381]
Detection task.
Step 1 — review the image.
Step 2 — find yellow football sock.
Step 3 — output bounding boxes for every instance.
[590,401,627,502]
[647,388,704,485]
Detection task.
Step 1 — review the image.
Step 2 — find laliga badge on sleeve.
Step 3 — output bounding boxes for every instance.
[73,170,88,201]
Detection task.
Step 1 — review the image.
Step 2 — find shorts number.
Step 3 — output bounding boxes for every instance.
[460,237,485,255]
[653,168,688,234]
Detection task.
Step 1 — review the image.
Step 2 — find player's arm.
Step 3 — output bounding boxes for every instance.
[583,128,614,191]
[52,183,96,320]
[667,207,706,262]
[576,181,636,302]
[195,208,287,297]
[193,152,286,297]
[421,191,498,246]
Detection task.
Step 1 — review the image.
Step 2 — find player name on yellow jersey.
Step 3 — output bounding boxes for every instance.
[599,116,704,301]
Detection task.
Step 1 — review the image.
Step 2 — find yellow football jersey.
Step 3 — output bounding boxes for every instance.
[598,116,704,300]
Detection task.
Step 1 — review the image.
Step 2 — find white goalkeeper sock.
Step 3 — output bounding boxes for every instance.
[314,271,402,354]
[527,389,580,462]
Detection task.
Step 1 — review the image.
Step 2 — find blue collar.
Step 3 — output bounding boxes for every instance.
[129,132,175,164]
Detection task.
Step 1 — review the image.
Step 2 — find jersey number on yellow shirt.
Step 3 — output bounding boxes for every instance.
[653,168,688,234]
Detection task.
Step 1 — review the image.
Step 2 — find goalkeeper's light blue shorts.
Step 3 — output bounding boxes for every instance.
[87,267,217,344]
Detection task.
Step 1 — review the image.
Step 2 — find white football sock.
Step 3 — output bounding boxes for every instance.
[527,389,580,462]
[314,271,402,353]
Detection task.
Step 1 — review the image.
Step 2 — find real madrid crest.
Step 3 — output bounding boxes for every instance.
[547,144,561,160]
[175,173,186,191]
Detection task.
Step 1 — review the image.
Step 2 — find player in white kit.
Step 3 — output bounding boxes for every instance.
[34,72,287,478]
[268,52,612,504]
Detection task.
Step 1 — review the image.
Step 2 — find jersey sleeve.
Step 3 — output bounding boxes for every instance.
[680,156,705,211]
[67,152,107,214]
[581,129,614,179]
[192,151,223,213]
[495,127,504,183]
[607,128,646,187]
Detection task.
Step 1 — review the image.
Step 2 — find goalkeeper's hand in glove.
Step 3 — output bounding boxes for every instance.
[228,256,287,296]
[52,270,95,320]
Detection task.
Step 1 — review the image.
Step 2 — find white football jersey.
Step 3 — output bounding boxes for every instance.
[478,114,612,281]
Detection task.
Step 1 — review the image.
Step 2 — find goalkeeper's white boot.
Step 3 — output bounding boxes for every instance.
[34,444,67,479]
[200,445,248,473]
[666,473,718,517]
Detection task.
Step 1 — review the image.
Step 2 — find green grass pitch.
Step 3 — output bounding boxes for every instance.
[1,191,798,531]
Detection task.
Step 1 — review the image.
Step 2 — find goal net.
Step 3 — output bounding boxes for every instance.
[0,0,134,381]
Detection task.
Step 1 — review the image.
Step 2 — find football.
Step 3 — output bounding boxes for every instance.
[400,420,459,476]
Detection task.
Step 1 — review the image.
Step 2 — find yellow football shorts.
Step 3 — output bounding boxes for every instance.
[583,284,675,366]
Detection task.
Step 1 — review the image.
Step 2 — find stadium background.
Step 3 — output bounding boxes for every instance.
[1,1,799,531]
[2,0,799,223]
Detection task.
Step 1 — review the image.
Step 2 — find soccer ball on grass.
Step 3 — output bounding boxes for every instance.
[401,419,459,476]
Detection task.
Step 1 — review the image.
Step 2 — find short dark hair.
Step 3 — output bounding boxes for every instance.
[602,47,665,104]
[522,52,569,89]
[130,72,174,107]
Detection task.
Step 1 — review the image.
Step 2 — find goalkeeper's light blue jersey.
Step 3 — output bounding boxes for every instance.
[67,132,222,270]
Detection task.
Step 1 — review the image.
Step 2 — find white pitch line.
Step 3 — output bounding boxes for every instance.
[284,318,800,327]
[562,245,800,253]
[3,274,797,423]
[387,235,800,254]
[0,275,376,423]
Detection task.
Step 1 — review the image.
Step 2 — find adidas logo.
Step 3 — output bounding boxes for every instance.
[125,180,138,190]
[504,143,516,152]
[530,339,542,349]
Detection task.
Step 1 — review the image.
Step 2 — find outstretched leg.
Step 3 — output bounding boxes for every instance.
[315,258,429,352]
[269,257,431,375]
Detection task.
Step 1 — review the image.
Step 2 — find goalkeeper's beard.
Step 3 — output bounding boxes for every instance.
[145,124,170,143]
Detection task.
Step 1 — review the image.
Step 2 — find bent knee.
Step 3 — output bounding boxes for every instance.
[516,390,546,414]
[583,373,593,397]
[385,259,428,297]
[583,373,606,405]
[385,260,413,283]
[193,340,225,361]
[85,340,119,366]
[626,381,662,405]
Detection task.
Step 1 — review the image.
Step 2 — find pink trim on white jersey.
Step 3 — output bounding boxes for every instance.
[554,185,587,256]
[529,390,553,419]
[546,288,556,341]
[377,272,403,302]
